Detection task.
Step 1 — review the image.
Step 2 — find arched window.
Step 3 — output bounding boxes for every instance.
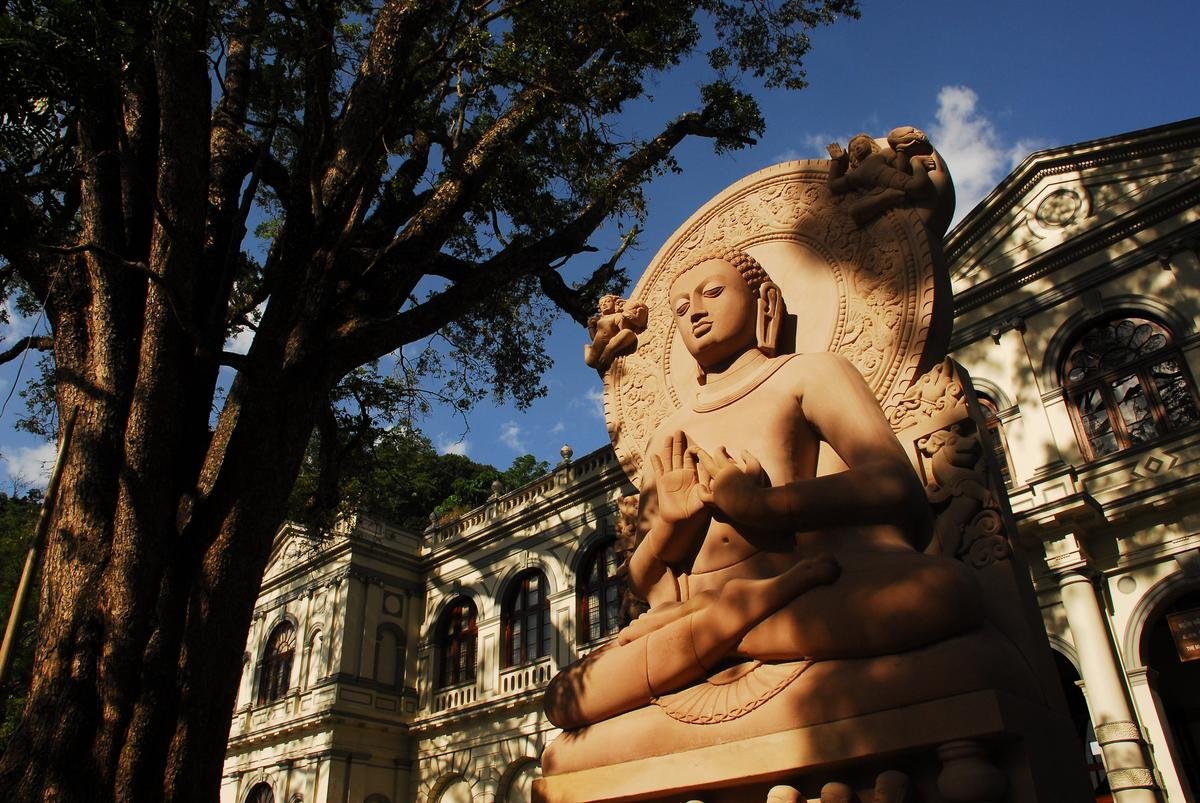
[503,570,551,667]
[245,782,274,803]
[437,598,477,688]
[373,625,406,688]
[1062,316,1200,460]
[578,540,622,644]
[257,622,296,705]
[977,394,1016,489]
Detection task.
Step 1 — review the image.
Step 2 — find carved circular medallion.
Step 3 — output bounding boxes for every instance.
[1035,189,1082,227]
[603,160,942,486]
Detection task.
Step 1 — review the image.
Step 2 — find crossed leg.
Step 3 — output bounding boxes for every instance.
[544,554,839,729]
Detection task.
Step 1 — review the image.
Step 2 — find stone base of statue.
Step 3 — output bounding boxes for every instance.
[536,632,1085,802]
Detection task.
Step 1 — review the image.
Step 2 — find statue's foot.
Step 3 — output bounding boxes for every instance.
[726,552,840,620]
[702,553,839,656]
[617,591,716,645]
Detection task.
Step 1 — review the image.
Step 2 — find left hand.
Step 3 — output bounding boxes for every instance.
[693,446,769,523]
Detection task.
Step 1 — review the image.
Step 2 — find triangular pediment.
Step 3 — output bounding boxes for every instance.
[947,117,1200,292]
[260,524,345,585]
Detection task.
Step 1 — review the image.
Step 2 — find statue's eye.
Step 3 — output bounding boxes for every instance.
[702,285,724,298]
[675,301,690,317]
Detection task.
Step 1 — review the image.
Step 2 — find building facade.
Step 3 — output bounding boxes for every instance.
[224,117,1200,802]
[946,117,1200,802]
[220,516,424,803]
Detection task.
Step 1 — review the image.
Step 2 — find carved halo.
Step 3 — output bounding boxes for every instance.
[602,159,945,487]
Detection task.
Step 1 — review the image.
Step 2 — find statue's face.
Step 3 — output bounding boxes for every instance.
[669,259,757,369]
[849,136,874,162]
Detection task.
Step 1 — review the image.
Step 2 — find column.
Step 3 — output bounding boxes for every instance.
[1059,571,1160,802]
[1128,667,1194,803]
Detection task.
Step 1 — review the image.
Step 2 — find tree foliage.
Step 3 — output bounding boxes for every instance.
[0,491,40,753]
[288,423,548,531]
[0,0,858,799]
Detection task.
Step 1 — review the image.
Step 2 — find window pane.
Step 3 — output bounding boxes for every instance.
[1153,362,1200,429]
[1112,374,1158,444]
[605,586,620,633]
[587,593,600,637]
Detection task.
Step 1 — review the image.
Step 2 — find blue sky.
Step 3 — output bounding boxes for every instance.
[1,0,1198,487]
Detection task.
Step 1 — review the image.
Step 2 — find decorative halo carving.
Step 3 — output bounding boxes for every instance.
[603,159,944,487]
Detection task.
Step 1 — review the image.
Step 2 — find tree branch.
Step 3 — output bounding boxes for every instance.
[332,105,745,370]
[538,226,638,326]
[0,335,52,367]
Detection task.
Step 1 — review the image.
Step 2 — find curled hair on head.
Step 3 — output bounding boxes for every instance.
[677,248,772,293]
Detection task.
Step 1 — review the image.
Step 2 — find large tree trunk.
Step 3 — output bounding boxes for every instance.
[1,343,330,803]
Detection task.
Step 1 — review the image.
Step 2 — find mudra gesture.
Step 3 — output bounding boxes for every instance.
[544,249,982,730]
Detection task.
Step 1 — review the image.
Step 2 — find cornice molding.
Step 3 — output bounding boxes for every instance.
[946,117,1200,265]
[952,184,1200,317]
[950,222,1200,348]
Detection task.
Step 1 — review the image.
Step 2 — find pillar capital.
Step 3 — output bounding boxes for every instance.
[1046,532,1093,577]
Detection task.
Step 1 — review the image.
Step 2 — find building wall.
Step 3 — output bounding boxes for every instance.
[946,117,1200,802]
[221,516,423,803]
[413,448,635,803]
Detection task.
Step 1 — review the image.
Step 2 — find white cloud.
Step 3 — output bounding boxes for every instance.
[929,86,1046,223]
[584,387,604,420]
[549,420,566,436]
[1007,137,1050,171]
[3,441,57,488]
[499,421,526,451]
[436,435,470,456]
[225,325,255,356]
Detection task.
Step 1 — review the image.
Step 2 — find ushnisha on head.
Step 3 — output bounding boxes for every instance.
[668,248,785,380]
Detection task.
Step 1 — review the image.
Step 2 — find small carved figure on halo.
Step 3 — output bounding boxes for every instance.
[583,294,649,372]
[827,126,941,226]
[544,248,983,730]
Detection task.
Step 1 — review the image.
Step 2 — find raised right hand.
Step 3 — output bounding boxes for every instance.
[650,431,709,526]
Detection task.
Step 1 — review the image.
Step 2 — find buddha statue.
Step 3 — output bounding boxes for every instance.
[543,247,983,730]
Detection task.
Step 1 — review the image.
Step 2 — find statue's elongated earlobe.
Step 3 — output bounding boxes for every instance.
[757,281,783,356]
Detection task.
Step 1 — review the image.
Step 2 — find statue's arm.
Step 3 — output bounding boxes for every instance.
[626,491,684,607]
[704,353,929,540]
[627,431,711,606]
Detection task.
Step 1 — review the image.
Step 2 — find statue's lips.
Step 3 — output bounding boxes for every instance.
[692,321,713,337]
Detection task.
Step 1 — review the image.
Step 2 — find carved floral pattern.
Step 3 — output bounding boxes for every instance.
[888,358,964,429]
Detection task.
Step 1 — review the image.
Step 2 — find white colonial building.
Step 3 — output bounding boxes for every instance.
[223,117,1200,803]
[220,516,424,803]
[947,116,1200,802]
